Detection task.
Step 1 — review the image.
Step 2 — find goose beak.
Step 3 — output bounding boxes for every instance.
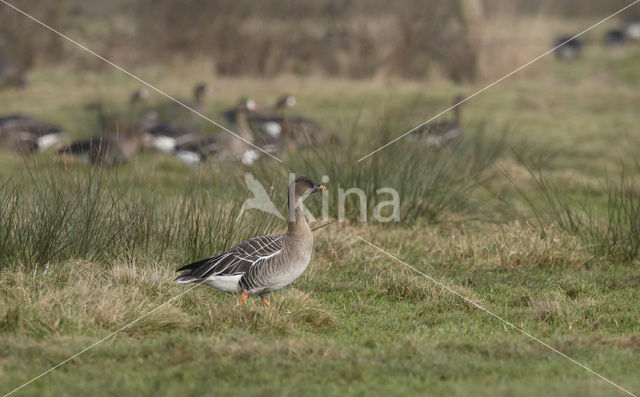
[316,184,328,191]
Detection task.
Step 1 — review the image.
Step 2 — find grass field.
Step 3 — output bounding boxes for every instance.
[1,24,640,396]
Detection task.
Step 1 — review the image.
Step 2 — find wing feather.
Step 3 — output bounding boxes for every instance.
[176,234,284,281]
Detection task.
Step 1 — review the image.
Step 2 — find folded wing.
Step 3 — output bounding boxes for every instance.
[175,234,284,282]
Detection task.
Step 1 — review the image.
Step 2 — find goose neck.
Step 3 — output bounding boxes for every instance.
[287,196,311,236]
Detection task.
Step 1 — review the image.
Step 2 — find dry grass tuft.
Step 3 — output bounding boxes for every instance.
[530,295,566,323]
[374,270,443,303]
[187,288,334,335]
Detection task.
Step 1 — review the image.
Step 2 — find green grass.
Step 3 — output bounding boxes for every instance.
[1,36,640,396]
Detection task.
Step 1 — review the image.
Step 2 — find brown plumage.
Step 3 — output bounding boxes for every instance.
[0,114,65,153]
[175,176,327,306]
[58,124,146,166]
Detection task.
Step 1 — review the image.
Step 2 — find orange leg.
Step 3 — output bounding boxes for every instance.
[239,292,249,305]
[261,298,270,307]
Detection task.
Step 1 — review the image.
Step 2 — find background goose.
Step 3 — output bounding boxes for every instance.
[192,83,213,113]
[247,112,337,153]
[142,83,211,152]
[603,29,627,47]
[223,95,296,153]
[84,88,152,136]
[0,114,65,152]
[144,122,200,154]
[171,135,218,165]
[253,94,297,119]
[274,94,297,111]
[58,123,147,166]
[0,124,38,153]
[157,82,213,123]
[175,176,327,306]
[215,98,260,164]
[169,98,259,165]
[553,36,582,60]
[415,95,465,147]
[129,88,150,119]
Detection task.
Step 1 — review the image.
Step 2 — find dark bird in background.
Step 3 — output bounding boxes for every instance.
[603,29,627,47]
[58,123,148,166]
[553,36,582,60]
[0,114,65,153]
[415,95,465,147]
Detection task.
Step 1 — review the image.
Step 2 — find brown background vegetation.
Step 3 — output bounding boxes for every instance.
[1,0,639,83]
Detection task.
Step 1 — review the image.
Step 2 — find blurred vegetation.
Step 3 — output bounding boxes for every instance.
[4,0,639,83]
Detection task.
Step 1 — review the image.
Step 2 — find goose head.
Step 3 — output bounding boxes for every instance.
[194,83,213,103]
[290,176,327,200]
[275,94,297,110]
[237,98,258,113]
[130,88,150,106]
[288,176,327,223]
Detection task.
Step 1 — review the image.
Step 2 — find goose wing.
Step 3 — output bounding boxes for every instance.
[176,234,284,280]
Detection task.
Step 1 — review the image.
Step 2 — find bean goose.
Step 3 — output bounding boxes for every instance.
[415,95,465,147]
[58,123,147,166]
[175,176,327,306]
[0,114,65,152]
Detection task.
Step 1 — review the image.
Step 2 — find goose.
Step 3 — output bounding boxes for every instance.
[175,176,327,306]
[129,88,150,117]
[603,29,627,47]
[253,94,297,118]
[247,112,337,153]
[274,94,297,111]
[158,82,213,122]
[144,122,200,154]
[214,98,260,164]
[84,88,152,135]
[0,114,65,152]
[0,125,38,153]
[553,36,582,60]
[192,83,213,113]
[58,123,147,166]
[415,95,465,147]
[170,98,259,165]
[142,84,211,152]
[223,95,296,151]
